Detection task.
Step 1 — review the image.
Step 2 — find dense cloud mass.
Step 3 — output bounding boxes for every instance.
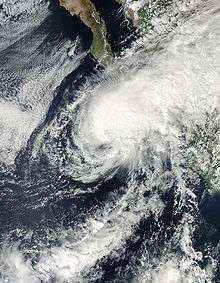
[0,0,220,282]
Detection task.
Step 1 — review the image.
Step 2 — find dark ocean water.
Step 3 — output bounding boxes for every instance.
[0,0,220,282]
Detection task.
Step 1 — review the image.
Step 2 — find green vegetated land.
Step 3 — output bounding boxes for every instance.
[59,0,182,61]
[60,0,112,64]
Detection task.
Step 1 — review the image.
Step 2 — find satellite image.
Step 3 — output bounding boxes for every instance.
[0,0,220,282]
